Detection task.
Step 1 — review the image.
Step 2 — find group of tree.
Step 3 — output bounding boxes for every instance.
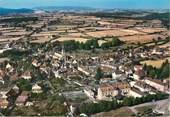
[28,37,123,52]
[17,79,32,91]
[61,37,122,51]
[62,39,99,51]
[0,17,38,23]
[77,93,168,115]
[95,67,104,82]
[143,59,169,79]
[101,37,122,49]
[0,49,31,61]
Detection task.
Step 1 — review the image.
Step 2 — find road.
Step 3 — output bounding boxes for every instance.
[128,99,169,114]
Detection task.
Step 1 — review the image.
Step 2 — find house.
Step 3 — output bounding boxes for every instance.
[0,69,5,84]
[134,65,143,71]
[53,70,61,78]
[32,84,43,94]
[6,63,12,70]
[125,69,133,76]
[21,71,32,80]
[145,77,166,92]
[69,103,80,115]
[140,53,148,58]
[0,89,10,100]
[100,78,112,84]
[16,91,29,106]
[84,88,95,99]
[112,70,126,81]
[133,67,144,80]
[112,70,123,80]
[6,63,14,72]
[97,82,130,100]
[40,64,48,74]
[163,78,170,94]
[10,72,20,82]
[133,81,151,92]
[101,65,114,75]
[53,52,63,60]
[32,59,41,67]
[72,60,78,65]
[0,69,5,79]
[151,48,163,55]
[128,87,146,98]
[77,67,90,76]
[0,88,10,109]
[25,101,34,107]
[0,98,9,109]
[12,85,20,94]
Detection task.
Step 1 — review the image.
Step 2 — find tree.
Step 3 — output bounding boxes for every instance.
[111,37,122,46]
[95,67,103,81]
[101,42,112,49]
[84,39,99,50]
[17,79,32,91]
[123,97,134,106]
[101,37,122,49]
[144,59,169,79]
[159,59,169,79]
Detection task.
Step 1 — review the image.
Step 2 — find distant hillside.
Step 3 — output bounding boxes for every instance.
[34,6,96,11]
[0,8,34,15]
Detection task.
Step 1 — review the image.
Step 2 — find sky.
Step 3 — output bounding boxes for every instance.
[0,0,169,9]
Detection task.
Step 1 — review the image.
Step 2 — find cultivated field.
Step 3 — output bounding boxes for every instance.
[0,37,21,42]
[159,42,170,48]
[30,37,52,43]
[55,37,89,43]
[91,107,134,117]
[140,57,170,68]
[135,27,167,34]
[86,29,144,38]
[119,34,166,43]
[67,32,87,37]
[98,40,107,46]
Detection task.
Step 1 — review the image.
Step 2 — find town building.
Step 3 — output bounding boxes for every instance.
[16,91,29,106]
[97,82,130,100]
[32,84,43,93]
[145,77,166,92]
[128,87,146,98]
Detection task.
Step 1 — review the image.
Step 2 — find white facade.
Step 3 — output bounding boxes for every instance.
[22,75,32,80]
[145,79,165,92]
[53,70,61,78]
[32,84,43,93]
[97,88,119,100]
[78,67,90,76]
[128,89,143,98]
[112,72,123,80]
[84,88,95,99]
[133,74,140,80]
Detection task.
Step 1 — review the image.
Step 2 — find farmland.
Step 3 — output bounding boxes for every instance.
[141,57,170,68]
